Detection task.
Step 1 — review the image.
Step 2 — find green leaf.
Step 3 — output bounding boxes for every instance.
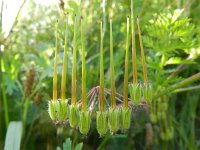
[4,121,23,150]
[63,138,72,150]
[74,143,83,150]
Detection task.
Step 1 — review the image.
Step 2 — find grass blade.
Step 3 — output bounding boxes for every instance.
[4,121,22,150]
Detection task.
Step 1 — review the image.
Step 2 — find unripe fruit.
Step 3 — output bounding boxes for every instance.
[120,107,132,130]
[108,108,120,133]
[79,111,91,135]
[57,100,69,122]
[143,82,152,104]
[48,101,57,121]
[69,104,80,128]
[129,83,142,106]
[96,111,108,136]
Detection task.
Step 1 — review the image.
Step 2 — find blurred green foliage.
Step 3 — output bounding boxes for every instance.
[0,0,200,149]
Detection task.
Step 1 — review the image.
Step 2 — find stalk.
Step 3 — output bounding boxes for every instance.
[61,18,68,101]
[81,17,87,111]
[53,21,58,101]
[123,17,130,108]
[110,18,116,108]
[100,21,105,112]
[131,0,138,84]
[137,17,148,84]
[71,15,77,105]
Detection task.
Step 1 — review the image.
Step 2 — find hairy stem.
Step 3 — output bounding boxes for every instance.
[100,21,105,112]
[53,21,58,101]
[71,15,77,105]
[110,18,116,108]
[123,17,130,108]
[81,17,87,111]
[131,0,138,84]
[137,17,148,84]
[61,17,68,101]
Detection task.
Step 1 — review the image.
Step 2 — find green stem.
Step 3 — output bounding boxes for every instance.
[131,0,138,84]
[81,17,86,111]
[137,17,148,84]
[123,17,130,108]
[2,83,9,128]
[110,18,116,108]
[61,18,68,101]
[71,15,77,105]
[154,72,200,98]
[100,21,105,112]
[53,21,58,101]
[173,85,200,93]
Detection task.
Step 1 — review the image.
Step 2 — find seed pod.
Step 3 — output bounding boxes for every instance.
[108,108,120,133]
[69,104,79,128]
[129,83,142,106]
[150,113,157,123]
[143,82,152,104]
[48,101,57,121]
[120,107,132,131]
[57,100,69,122]
[96,111,108,136]
[79,111,91,135]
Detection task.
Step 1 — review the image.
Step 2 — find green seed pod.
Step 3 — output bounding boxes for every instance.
[96,111,108,136]
[108,108,120,133]
[57,100,69,122]
[69,104,79,128]
[120,107,132,131]
[150,113,157,123]
[48,101,57,121]
[129,83,142,106]
[143,82,153,104]
[79,111,91,135]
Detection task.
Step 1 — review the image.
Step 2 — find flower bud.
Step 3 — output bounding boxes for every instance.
[143,82,152,104]
[69,104,80,128]
[129,83,142,106]
[48,101,57,121]
[79,111,91,135]
[120,107,132,131]
[96,111,108,136]
[108,108,120,133]
[57,100,69,122]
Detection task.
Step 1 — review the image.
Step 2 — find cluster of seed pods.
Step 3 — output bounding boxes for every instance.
[48,1,152,136]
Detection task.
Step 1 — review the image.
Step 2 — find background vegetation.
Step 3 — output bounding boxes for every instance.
[0,0,200,149]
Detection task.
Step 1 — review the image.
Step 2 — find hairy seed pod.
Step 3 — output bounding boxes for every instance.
[143,82,152,103]
[79,111,91,135]
[69,104,79,128]
[48,101,57,121]
[108,108,120,133]
[150,113,157,123]
[57,100,69,122]
[129,83,142,106]
[96,111,108,136]
[120,107,132,130]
